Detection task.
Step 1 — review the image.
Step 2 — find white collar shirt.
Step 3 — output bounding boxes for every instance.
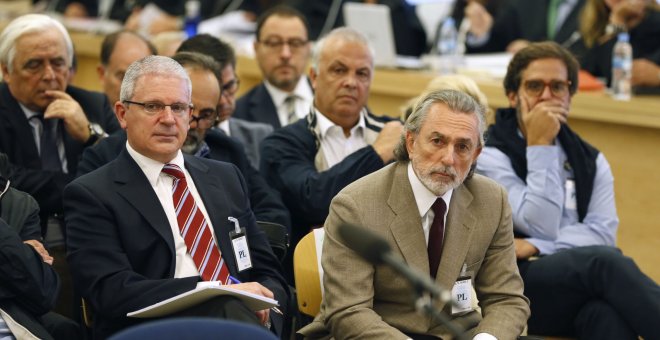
[315,108,367,168]
[407,162,453,245]
[264,77,314,127]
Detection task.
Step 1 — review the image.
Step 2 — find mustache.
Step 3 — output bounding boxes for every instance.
[430,165,458,179]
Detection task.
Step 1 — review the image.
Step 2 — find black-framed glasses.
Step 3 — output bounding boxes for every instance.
[189,109,217,128]
[523,80,572,98]
[123,100,192,117]
[259,38,308,51]
[221,78,240,98]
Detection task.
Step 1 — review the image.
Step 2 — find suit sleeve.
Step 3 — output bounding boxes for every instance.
[321,192,409,339]
[243,163,291,229]
[0,218,59,316]
[63,180,198,317]
[260,128,384,226]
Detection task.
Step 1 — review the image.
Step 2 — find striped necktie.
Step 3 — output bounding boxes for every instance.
[284,95,298,124]
[162,164,230,283]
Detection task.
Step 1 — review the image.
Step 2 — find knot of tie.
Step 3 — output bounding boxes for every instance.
[432,197,446,217]
[162,164,185,180]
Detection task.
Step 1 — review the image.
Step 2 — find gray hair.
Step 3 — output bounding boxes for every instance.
[0,14,74,73]
[311,27,374,73]
[120,55,192,102]
[394,89,486,162]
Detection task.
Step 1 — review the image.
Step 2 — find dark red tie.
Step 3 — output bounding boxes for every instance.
[162,164,230,283]
[428,198,446,279]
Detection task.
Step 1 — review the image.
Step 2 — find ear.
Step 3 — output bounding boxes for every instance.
[115,102,128,130]
[507,91,518,108]
[309,67,318,91]
[405,130,415,157]
[97,64,106,81]
[1,64,10,84]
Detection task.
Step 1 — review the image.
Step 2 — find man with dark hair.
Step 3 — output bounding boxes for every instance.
[0,14,119,228]
[300,89,529,339]
[234,5,314,129]
[97,30,157,108]
[178,34,274,168]
[476,41,660,339]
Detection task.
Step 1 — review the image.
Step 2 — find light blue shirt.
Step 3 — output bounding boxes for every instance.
[476,144,618,255]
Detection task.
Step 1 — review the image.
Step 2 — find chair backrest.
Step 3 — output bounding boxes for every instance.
[256,221,289,263]
[108,317,278,340]
[293,228,324,317]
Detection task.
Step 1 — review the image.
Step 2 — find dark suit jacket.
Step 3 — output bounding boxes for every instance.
[76,129,290,229]
[0,83,119,219]
[0,181,58,340]
[234,83,281,129]
[64,150,288,339]
[467,0,587,56]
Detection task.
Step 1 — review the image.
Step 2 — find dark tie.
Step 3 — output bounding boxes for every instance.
[428,198,446,279]
[284,95,297,124]
[31,116,62,171]
[162,164,231,283]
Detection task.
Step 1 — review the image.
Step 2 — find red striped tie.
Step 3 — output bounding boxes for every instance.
[162,164,230,283]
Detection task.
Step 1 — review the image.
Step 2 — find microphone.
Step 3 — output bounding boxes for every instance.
[338,223,451,303]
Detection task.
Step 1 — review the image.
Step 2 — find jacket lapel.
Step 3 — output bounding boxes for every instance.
[114,150,175,254]
[435,184,475,295]
[387,163,430,275]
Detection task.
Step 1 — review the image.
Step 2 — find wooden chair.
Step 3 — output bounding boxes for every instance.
[293,229,325,317]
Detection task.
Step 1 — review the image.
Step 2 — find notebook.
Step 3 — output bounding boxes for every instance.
[342,3,427,69]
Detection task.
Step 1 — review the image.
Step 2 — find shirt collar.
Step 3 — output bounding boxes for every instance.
[125,141,185,187]
[407,162,453,218]
[19,103,41,120]
[314,107,367,139]
[263,76,314,108]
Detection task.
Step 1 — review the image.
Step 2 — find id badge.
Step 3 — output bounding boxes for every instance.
[452,264,473,315]
[228,217,252,272]
[564,179,577,211]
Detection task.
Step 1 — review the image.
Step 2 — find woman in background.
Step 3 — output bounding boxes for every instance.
[579,0,660,87]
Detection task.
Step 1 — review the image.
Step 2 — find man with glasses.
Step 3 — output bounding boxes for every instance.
[234,6,314,129]
[178,34,274,169]
[64,55,288,339]
[476,42,660,339]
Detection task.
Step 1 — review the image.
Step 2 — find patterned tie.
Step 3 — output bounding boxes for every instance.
[284,95,297,125]
[162,164,230,283]
[428,198,446,279]
[30,116,62,171]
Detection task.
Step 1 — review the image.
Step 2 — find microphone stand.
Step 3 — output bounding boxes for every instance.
[382,253,468,340]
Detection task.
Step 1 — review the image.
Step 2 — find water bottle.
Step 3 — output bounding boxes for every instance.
[435,17,460,74]
[611,32,632,101]
[184,0,201,38]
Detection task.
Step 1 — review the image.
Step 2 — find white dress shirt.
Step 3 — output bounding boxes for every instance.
[315,108,367,168]
[264,77,314,127]
[126,142,219,279]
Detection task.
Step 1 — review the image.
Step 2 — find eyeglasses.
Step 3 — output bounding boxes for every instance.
[221,78,240,98]
[523,80,572,98]
[124,100,192,117]
[190,109,217,128]
[259,38,308,51]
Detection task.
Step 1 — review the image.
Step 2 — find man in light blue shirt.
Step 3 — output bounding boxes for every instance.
[476,41,660,339]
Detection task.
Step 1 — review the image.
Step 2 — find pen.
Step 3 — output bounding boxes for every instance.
[227,275,283,315]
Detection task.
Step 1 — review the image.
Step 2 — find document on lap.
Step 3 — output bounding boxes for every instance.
[126,281,278,318]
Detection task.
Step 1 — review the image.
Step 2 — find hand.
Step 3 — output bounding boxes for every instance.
[632,59,660,87]
[228,282,273,326]
[43,90,91,143]
[23,240,54,265]
[371,121,403,163]
[506,39,531,54]
[465,1,493,38]
[514,238,539,260]
[519,96,567,146]
[609,0,646,29]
